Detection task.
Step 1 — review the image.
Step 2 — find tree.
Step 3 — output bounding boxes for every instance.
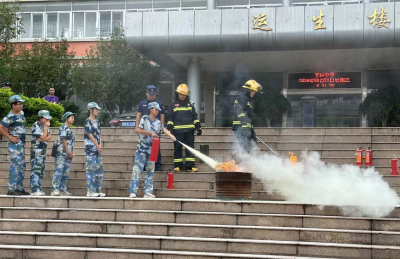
[253,86,291,127]
[359,85,400,127]
[0,2,22,84]
[9,40,75,100]
[72,29,161,121]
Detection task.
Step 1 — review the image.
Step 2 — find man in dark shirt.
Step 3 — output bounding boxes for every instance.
[135,85,165,171]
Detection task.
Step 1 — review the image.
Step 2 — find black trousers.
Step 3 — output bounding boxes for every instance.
[174,131,195,168]
[234,127,257,154]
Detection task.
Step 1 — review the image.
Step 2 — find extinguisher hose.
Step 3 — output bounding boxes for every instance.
[256,137,280,156]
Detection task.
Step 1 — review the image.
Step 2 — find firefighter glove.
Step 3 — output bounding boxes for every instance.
[196,128,202,136]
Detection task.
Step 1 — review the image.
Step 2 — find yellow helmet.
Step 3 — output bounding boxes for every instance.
[176,84,189,95]
[243,80,263,93]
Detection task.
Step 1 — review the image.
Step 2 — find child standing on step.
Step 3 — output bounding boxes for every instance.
[51,112,75,196]
[129,102,176,198]
[30,110,52,196]
[0,95,30,196]
[85,102,105,197]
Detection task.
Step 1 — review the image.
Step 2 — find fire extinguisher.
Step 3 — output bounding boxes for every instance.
[167,169,174,189]
[355,147,363,166]
[150,138,160,162]
[365,147,372,167]
[392,155,398,176]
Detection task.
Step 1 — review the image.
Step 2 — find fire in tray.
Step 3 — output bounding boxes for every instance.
[214,160,241,172]
[289,152,297,167]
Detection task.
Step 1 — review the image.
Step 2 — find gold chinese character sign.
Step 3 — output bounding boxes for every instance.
[312,9,326,30]
[368,7,391,28]
[252,13,272,32]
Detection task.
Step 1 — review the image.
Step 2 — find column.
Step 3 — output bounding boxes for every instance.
[282,71,288,128]
[207,0,216,10]
[204,72,216,127]
[361,69,368,127]
[282,0,291,7]
[187,57,202,121]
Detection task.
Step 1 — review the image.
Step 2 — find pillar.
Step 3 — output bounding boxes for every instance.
[282,71,288,128]
[207,0,216,10]
[187,57,202,121]
[361,69,368,127]
[204,72,216,127]
[282,0,291,7]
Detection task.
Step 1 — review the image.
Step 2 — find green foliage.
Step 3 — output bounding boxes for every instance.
[360,85,400,127]
[60,101,81,115]
[7,40,75,101]
[253,86,291,127]
[0,88,64,127]
[0,3,22,44]
[72,29,161,122]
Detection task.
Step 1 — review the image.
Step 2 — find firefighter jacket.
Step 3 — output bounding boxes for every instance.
[167,99,200,133]
[232,88,254,131]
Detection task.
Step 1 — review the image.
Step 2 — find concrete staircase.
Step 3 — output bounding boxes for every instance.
[1,127,400,198]
[0,127,400,258]
[0,196,399,258]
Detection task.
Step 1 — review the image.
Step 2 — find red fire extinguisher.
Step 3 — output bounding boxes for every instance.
[355,147,363,166]
[167,169,174,189]
[150,138,160,162]
[365,147,372,167]
[392,155,398,176]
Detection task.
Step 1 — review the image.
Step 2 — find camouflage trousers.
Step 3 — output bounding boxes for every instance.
[86,154,103,193]
[129,152,154,195]
[8,143,26,191]
[51,155,72,192]
[30,148,47,193]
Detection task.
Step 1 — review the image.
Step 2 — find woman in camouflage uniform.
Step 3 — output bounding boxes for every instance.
[51,112,75,196]
[84,102,104,197]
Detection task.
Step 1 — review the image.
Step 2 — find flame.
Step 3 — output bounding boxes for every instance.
[214,160,241,172]
[289,152,297,167]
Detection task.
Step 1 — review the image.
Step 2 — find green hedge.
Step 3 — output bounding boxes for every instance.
[0,89,64,127]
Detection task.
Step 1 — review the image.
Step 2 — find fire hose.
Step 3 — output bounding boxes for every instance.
[256,136,280,156]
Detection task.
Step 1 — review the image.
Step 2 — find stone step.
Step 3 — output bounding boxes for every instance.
[0,196,399,219]
[0,218,394,246]
[0,161,214,171]
[0,230,383,258]
[0,244,345,259]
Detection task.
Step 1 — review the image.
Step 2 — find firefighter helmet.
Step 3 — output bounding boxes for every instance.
[176,84,189,95]
[242,80,263,93]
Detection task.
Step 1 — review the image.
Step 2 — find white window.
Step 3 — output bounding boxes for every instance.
[59,13,70,38]
[100,11,123,37]
[85,12,97,37]
[32,13,44,38]
[46,13,57,38]
[73,12,84,38]
[21,13,31,39]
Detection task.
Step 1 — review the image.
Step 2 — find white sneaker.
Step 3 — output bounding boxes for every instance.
[39,191,46,196]
[143,193,156,198]
[30,191,43,196]
[86,192,99,197]
[129,193,137,198]
[60,191,72,196]
[51,191,60,196]
[98,192,106,197]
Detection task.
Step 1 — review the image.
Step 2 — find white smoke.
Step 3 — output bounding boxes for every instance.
[239,150,400,218]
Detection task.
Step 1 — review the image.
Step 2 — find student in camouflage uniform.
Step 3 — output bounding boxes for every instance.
[30,110,52,196]
[129,102,176,198]
[51,112,75,196]
[85,102,105,197]
[0,95,29,195]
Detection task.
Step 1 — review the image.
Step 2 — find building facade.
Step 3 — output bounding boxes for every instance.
[10,0,400,127]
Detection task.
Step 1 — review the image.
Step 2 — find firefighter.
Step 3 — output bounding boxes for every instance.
[232,80,263,154]
[167,84,202,172]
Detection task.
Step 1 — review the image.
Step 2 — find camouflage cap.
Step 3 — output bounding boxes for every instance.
[61,112,75,122]
[148,102,161,111]
[8,95,25,104]
[87,102,101,111]
[38,110,52,120]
